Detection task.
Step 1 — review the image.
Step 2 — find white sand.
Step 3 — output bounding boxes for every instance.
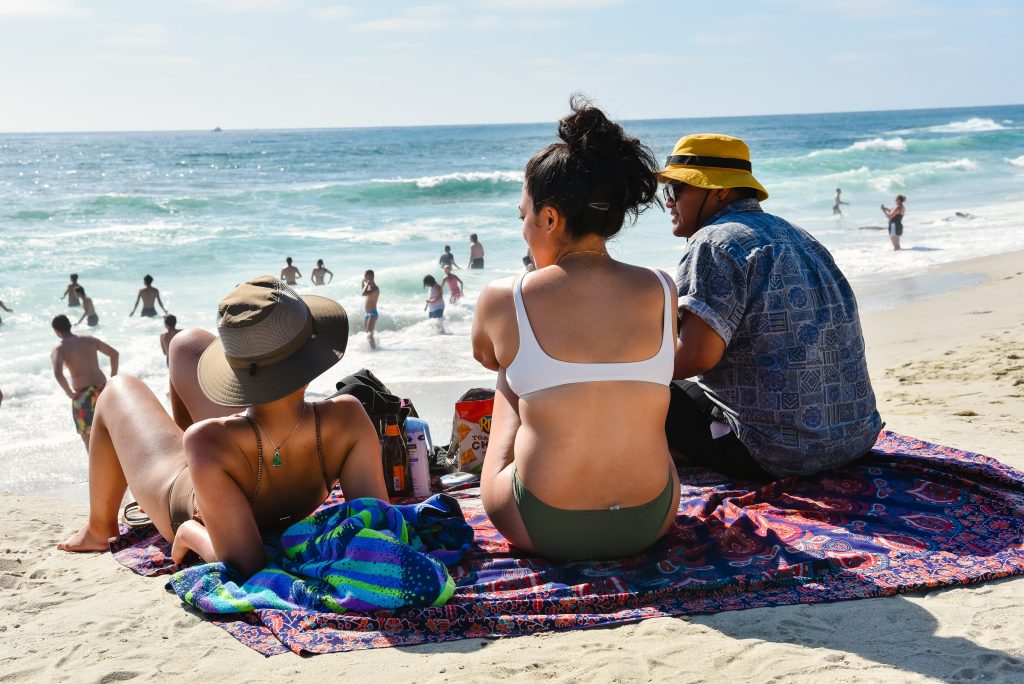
[2,252,1023,682]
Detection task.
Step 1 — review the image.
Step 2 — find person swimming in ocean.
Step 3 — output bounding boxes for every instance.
[129,275,167,318]
[882,194,907,250]
[74,287,100,327]
[442,264,464,304]
[311,259,333,285]
[281,257,302,285]
[833,188,849,216]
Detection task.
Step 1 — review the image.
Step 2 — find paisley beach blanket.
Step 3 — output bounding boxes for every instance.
[111,432,1024,656]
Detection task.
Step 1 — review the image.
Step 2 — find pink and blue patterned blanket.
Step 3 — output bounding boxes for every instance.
[110,431,1024,656]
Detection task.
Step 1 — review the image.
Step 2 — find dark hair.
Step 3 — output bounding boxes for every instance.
[286,257,293,265]
[734,187,759,200]
[75,286,85,296]
[52,315,72,334]
[164,314,177,328]
[444,245,451,252]
[70,273,78,281]
[317,259,324,267]
[143,274,153,285]
[364,269,374,278]
[469,233,478,242]
[835,188,841,193]
[896,194,907,202]
[525,94,659,240]
[423,275,437,287]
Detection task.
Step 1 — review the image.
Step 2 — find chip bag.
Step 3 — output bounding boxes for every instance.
[446,388,494,474]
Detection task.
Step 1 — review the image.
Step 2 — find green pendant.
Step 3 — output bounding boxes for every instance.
[272,450,282,468]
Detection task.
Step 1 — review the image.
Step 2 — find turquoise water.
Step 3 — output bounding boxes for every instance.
[1,104,1023,495]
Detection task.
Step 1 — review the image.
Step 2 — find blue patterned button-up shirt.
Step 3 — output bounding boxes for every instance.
[675,199,882,477]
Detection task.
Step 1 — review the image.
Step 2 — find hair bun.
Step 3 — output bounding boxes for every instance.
[557,94,620,155]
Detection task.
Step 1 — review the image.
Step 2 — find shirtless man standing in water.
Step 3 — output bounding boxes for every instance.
[361,270,380,350]
[281,257,302,285]
[129,274,167,317]
[50,315,119,449]
[60,274,82,307]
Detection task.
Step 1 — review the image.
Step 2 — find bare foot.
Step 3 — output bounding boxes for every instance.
[57,525,117,552]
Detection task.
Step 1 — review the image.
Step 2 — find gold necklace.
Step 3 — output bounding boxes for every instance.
[247,402,305,468]
[555,249,609,265]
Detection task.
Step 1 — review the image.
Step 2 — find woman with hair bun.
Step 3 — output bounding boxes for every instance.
[471,96,680,561]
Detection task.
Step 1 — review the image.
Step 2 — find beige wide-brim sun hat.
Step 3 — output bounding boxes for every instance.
[197,276,348,407]
[655,133,769,202]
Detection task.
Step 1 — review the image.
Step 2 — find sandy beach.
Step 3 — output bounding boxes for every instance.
[2,251,1023,683]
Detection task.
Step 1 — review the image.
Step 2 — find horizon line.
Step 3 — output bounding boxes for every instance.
[1,101,1020,136]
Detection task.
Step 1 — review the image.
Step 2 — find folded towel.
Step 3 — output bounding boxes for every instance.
[168,494,473,615]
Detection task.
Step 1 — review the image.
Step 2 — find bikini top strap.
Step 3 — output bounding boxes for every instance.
[242,413,264,504]
[312,403,332,490]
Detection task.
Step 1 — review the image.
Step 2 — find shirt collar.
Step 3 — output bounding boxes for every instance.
[705,198,762,225]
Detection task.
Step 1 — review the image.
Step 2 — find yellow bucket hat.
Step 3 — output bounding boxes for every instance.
[656,133,769,201]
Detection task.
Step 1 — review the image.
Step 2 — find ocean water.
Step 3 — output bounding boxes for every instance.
[1,104,1023,496]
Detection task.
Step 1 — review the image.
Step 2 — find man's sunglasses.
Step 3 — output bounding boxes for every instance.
[662,182,685,203]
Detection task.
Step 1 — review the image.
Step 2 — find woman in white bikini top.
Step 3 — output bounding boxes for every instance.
[471,97,681,561]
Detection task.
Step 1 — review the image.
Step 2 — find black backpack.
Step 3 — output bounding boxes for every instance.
[329,368,411,440]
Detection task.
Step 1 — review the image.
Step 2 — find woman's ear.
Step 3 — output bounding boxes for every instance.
[544,205,565,239]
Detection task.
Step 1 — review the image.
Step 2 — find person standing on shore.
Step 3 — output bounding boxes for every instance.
[362,270,380,350]
[423,275,445,330]
[469,234,485,269]
[74,287,100,327]
[439,245,460,270]
[658,133,881,479]
[0,299,11,324]
[129,275,167,317]
[61,274,82,308]
[833,188,849,216]
[311,259,333,285]
[160,315,181,365]
[882,195,906,251]
[281,257,302,285]
[50,314,119,448]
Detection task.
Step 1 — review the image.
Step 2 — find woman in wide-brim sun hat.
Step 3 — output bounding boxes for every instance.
[58,276,388,580]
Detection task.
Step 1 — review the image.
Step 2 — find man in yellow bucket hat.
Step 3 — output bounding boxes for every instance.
[656,134,882,479]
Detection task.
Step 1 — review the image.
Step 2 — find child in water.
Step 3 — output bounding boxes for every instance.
[442,264,464,304]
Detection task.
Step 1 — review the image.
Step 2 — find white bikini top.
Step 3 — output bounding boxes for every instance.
[505,268,675,397]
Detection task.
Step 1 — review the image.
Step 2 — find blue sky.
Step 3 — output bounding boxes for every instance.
[0,0,1020,132]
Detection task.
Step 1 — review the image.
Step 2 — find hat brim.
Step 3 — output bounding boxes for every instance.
[197,295,348,407]
[657,166,769,202]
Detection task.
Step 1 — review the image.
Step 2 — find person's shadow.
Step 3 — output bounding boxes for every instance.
[691,578,1024,682]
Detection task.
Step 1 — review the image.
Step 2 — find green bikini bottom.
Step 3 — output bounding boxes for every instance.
[511,465,676,561]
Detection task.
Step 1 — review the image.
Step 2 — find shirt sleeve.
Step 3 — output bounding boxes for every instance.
[674,239,749,347]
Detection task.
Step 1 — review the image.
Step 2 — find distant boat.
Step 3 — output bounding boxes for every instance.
[211,126,222,133]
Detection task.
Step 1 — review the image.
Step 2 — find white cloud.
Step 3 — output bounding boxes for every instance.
[770,0,936,21]
[188,0,300,12]
[350,3,451,32]
[310,4,354,21]
[0,0,87,16]
[475,0,623,8]
[96,24,170,50]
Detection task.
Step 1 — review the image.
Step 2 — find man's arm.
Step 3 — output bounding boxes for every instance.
[94,338,120,376]
[51,348,75,399]
[156,291,167,313]
[75,311,87,326]
[326,269,333,283]
[673,310,726,380]
[129,293,141,316]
